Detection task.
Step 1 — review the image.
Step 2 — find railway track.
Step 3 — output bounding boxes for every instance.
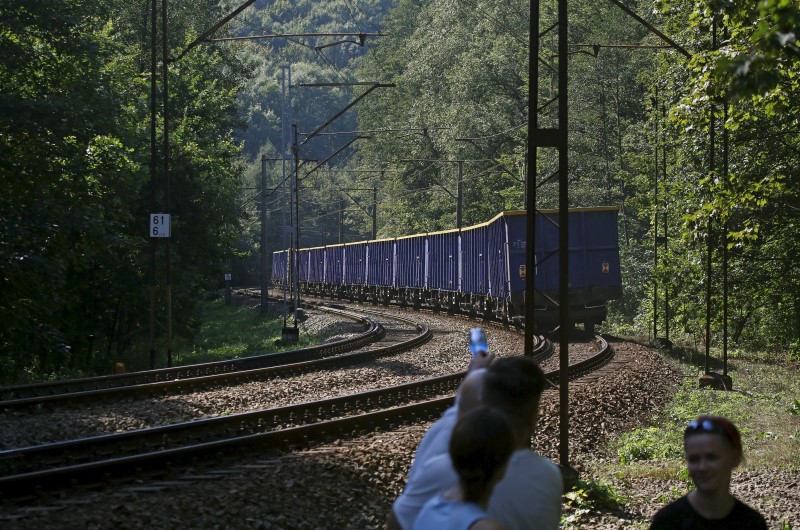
[0,325,610,498]
[0,303,410,410]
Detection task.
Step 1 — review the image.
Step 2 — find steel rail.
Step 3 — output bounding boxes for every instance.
[0,333,612,497]
[0,310,433,474]
[0,305,386,409]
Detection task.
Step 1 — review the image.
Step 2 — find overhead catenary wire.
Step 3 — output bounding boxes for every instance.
[299,161,509,227]
[226,0,530,247]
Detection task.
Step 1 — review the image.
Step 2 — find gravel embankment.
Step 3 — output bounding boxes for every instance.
[0,307,528,449]
[3,309,797,529]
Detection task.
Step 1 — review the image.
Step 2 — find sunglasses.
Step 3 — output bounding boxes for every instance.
[684,419,739,450]
[685,419,726,436]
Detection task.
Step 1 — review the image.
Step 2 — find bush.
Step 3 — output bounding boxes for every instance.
[616,426,683,464]
[789,340,800,363]
[561,480,626,528]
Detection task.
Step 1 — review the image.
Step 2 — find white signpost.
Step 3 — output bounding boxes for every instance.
[224,272,232,304]
[150,213,171,238]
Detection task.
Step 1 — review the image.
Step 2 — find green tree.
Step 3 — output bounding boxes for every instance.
[0,0,142,378]
[0,0,252,382]
[643,0,800,350]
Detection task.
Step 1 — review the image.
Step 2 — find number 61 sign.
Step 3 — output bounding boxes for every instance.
[150,213,171,238]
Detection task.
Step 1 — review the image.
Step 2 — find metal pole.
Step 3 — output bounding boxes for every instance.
[722,90,729,378]
[373,182,378,239]
[557,0,570,470]
[525,0,539,358]
[293,124,300,327]
[705,211,713,373]
[281,65,289,311]
[721,22,729,380]
[653,87,659,341]
[149,0,158,370]
[663,101,670,343]
[522,141,528,208]
[261,154,268,313]
[705,18,716,375]
[162,0,172,368]
[457,160,463,228]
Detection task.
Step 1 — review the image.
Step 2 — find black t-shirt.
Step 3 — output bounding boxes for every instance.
[650,495,768,530]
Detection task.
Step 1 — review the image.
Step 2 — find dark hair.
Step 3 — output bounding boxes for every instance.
[449,407,515,503]
[482,356,547,425]
[684,415,742,453]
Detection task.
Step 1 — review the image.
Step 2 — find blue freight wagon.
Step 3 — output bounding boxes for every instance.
[425,228,460,309]
[271,207,622,331]
[271,249,289,289]
[395,233,426,306]
[296,247,311,284]
[325,244,346,296]
[305,246,326,296]
[344,241,368,300]
[366,238,395,303]
[502,208,623,331]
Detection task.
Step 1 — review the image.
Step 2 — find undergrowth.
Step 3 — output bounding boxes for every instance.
[565,343,800,528]
[117,298,319,371]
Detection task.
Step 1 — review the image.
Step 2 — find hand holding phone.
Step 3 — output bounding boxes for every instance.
[469,328,487,358]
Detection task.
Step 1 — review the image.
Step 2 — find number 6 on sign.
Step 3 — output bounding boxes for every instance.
[150,213,171,238]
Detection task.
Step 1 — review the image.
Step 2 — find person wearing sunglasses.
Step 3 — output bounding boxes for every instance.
[650,415,767,529]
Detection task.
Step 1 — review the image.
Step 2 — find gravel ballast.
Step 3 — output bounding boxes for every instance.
[2,310,798,529]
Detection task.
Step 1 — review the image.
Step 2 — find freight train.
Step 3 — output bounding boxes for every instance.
[271,207,622,332]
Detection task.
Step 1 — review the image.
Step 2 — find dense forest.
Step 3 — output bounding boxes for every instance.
[1,0,798,383]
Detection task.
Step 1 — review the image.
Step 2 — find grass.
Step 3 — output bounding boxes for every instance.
[562,343,800,528]
[600,336,800,475]
[117,298,323,372]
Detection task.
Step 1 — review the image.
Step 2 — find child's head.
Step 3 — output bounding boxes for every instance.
[449,406,515,503]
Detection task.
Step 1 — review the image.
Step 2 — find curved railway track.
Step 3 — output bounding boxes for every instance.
[0,325,610,498]
[0,304,421,411]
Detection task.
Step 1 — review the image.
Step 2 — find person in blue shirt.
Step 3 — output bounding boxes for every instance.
[389,343,494,530]
[392,355,563,530]
[413,406,514,530]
